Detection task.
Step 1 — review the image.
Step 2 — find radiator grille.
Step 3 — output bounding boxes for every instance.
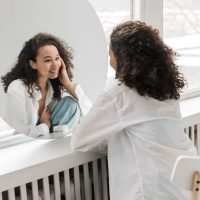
[0,157,109,200]
[1,119,199,200]
[184,123,200,154]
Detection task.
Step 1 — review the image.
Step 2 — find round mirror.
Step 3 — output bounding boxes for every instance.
[0,0,108,119]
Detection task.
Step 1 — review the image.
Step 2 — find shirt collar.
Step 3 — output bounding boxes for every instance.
[32,81,54,104]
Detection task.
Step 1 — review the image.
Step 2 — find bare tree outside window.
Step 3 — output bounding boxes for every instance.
[163,0,200,92]
[89,0,131,43]
[89,0,200,92]
[88,0,131,77]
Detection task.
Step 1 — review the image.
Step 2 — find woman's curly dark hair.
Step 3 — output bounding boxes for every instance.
[1,33,74,99]
[110,21,186,100]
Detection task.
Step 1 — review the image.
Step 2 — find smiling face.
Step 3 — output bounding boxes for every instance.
[30,45,61,80]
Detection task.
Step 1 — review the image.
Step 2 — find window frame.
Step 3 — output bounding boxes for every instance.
[132,0,200,100]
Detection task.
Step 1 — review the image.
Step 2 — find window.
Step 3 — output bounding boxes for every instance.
[89,0,200,97]
[88,0,132,77]
[88,0,131,42]
[163,0,200,96]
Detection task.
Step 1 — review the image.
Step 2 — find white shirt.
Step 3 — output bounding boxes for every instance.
[71,79,197,200]
[6,79,92,138]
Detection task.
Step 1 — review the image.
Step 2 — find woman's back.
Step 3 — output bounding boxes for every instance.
[71,20,197,200]
[107,83,196,200]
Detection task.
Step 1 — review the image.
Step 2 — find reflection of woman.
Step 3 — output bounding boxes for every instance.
[1,33,91,137]
[71,21,197,199]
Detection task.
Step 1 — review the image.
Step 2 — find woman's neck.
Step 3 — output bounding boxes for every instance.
[38,78,48,92]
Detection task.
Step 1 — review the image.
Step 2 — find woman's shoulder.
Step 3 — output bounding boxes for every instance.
[99,80,134,107]
[104,78,135,98]
[7,79,26,92]
[104,77,123,94]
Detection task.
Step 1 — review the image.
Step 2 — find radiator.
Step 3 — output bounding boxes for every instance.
[0,114,200,200]
[0,134,109,200]
[183,113,200,154]
[0,155,109,200]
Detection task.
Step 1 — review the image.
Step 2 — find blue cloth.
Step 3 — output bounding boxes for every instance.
[48,96,81,131]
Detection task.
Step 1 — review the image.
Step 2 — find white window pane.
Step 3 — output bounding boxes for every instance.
[88,0,131,77]
[88,0,131,43]
[163,0,200,92]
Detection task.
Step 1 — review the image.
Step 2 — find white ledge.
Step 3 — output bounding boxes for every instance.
[180,96,200,118]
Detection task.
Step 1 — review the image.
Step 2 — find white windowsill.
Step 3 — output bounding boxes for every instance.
[180,95,200,119]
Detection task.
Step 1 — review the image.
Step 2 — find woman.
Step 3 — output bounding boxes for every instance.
[1,33,91,138]
[71,21,197,199]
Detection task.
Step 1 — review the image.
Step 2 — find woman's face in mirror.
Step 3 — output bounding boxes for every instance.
[30,45,62,80]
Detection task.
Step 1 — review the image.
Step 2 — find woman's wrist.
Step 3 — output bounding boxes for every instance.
[63,82,78,99]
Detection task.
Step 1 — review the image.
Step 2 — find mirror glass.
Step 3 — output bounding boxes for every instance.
[0,0,107,141]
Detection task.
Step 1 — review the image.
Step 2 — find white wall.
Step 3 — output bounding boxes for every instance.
[0,0,107,119]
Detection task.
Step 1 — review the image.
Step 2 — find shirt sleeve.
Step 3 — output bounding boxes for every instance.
[71,91,124,152]
[6,81,50,138]
[75,84,92,116]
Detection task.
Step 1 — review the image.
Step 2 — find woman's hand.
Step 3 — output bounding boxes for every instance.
[40,107,51,128]
[58,58,71,86]
[59,59,78,99]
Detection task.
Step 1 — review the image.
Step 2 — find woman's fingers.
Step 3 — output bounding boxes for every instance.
[45,107,51,115]
[60,58,66,72]
[59,59,71,87]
